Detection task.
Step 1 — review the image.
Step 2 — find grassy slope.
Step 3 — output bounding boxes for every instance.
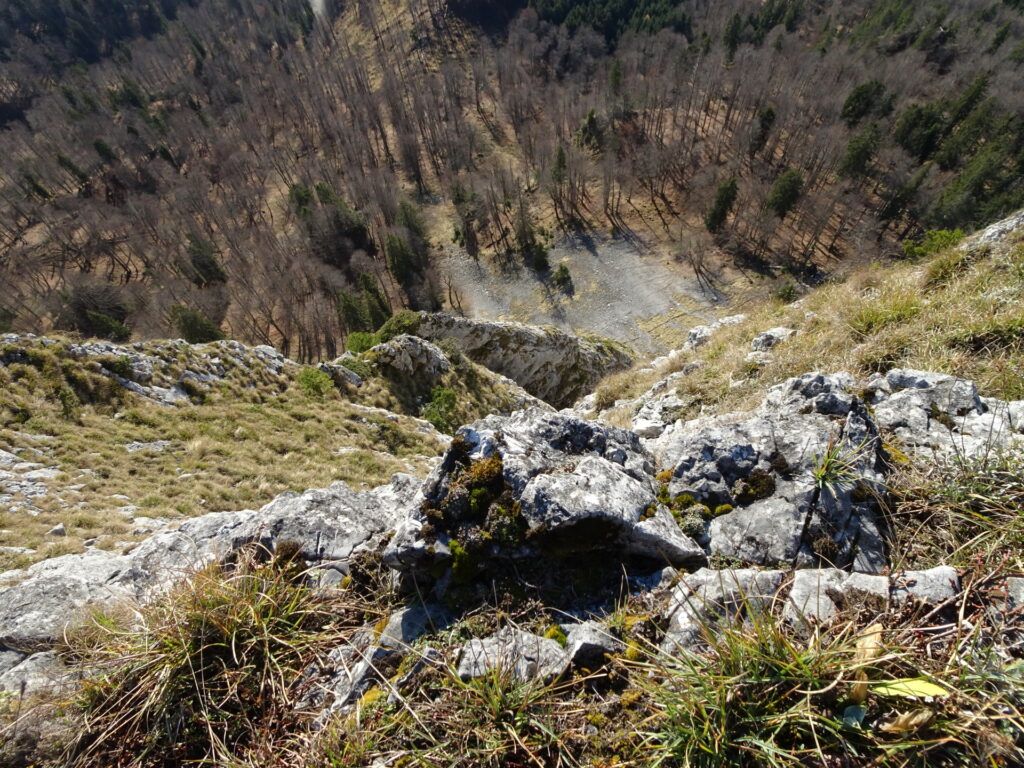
[0,335,529,571]
[596,227,1024,421]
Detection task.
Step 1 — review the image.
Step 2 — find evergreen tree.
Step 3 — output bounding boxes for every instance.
[749,106,775,157]
[357,272,391,330]
[705,177,739,233]
[766,169,804,219]
[841,81,886,127]
[724,13,743,64]
[838,123,882,179]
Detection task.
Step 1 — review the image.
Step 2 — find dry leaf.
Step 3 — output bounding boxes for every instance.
[855,623,884,664]
[879,708,934,733]
[849,622,884,704]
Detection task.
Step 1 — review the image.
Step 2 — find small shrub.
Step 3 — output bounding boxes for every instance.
[297,366,334,398]
[55,384,80,420]
[107,355,134,379]
[84,310,131,342]
[168,305,224,344]
[340,357,372,380]
[773,281,800,303]
[902,229,965,260]
[551,263,573,293]
[346,332,379,353]
[422,386,459,433]
[376,310,421,342]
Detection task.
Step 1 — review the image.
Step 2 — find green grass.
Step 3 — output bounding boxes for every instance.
[637,608,1023,768]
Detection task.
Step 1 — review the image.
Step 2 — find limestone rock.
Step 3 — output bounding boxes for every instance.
[564,621,623,669]
[709,498,807,567]
[310,641,398,720]
[871,369,1021,458]
[320,359,363,388]
[0,649,26,678]
[0,651,74,695]
[379,604,453,649]
[751,327,797,352]
[0,550,133,652]
[973,208,1024,243]
[457,628,567,682]
[663,568,784,651]
[684,315,747,351]
[891,566,959,605]
[785,569,889,624]
[648,372,885,571]
[0,475,421,652]
[417,313,632,408]
[384,408,705,584]
[370,334,451,384]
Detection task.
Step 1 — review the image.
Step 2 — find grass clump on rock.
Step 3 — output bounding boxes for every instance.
[67,545,383,768]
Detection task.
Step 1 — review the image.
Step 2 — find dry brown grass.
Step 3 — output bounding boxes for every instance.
[593,237,1024,423]
[0,349,448,570]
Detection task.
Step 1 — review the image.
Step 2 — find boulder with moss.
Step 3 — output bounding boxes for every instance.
[383,408,705,597]
[647,373,888,572]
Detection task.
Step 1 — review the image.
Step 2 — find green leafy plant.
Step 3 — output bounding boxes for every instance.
[902,229,965,261]
[297,366,333,398]
[421,386,458,433]
[345,331,379,354]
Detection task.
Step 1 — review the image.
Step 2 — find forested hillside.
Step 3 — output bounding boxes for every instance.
[2,0,1024,359]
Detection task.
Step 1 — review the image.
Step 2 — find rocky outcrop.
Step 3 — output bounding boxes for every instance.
[370,334,451,384]
[662,565,964,651]
[6,362,1017,672]
[0,474,420,657]
[650,372,888,573]
[382,408,706,593]
[865,368,1023,457]
[416,313,632,408]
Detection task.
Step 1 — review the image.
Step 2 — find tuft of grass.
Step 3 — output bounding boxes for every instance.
[314,658,581,768]
[67,545,388,768]
[849,291,922,338]
[924,248,975,288]
[636,607,1023,768]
